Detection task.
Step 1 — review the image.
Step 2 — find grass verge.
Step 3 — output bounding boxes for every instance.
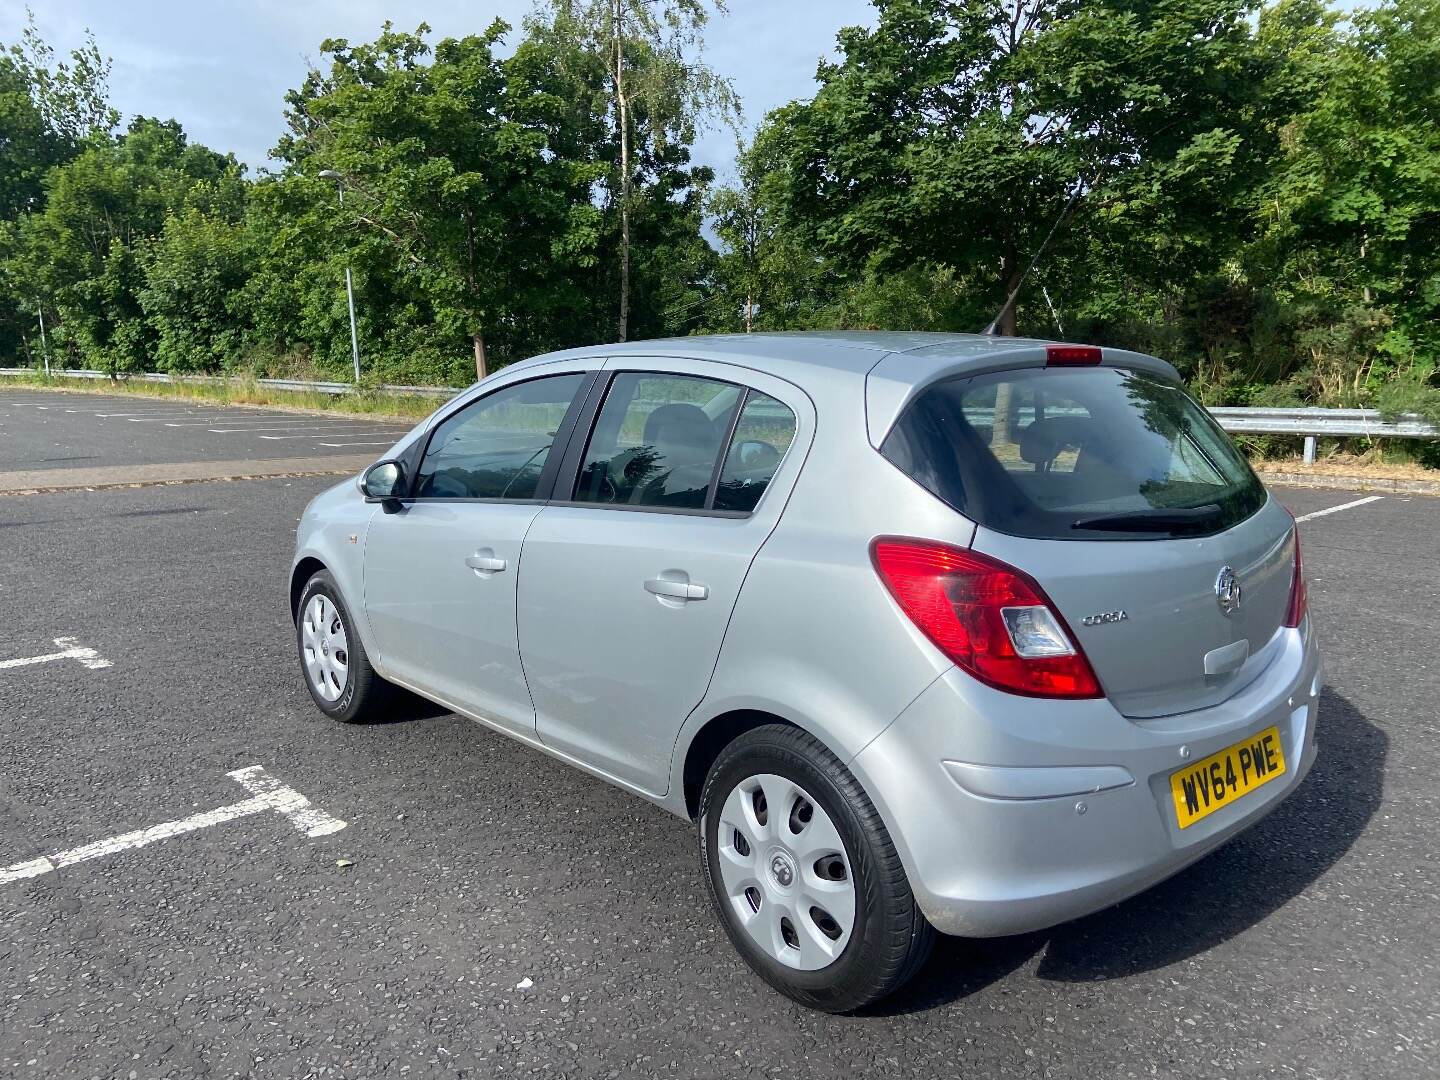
[0,372,450,421]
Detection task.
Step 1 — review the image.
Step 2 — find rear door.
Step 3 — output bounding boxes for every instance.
[363,366,595,736]
[516,359,809,794]
[881,363,1293,717]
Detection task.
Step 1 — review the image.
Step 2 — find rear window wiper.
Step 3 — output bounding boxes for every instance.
[1070,503,1223,532]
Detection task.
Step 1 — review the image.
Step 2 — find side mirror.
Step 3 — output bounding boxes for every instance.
[361,460,406,513]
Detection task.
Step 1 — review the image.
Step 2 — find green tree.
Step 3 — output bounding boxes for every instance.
[138,206,252,372]
[0,10,119,364]
[768,0,1271,335]
[1253,0,1440,406]
[706,120,841,333]
[14,117,243,371]
[530,0,738,340]
[276,21,605,378]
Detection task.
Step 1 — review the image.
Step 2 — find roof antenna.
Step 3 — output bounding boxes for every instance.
[980,177,1087,336]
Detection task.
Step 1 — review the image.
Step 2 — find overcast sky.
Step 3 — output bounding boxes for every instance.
[1,1,878,181]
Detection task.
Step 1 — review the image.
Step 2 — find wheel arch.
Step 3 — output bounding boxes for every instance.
[290,556,328,621]
[680,708,808,820]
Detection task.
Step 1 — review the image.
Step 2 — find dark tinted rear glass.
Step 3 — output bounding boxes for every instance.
[882,367,1266,540]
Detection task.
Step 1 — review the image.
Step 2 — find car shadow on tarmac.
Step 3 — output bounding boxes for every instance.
[869,688,1386,1016]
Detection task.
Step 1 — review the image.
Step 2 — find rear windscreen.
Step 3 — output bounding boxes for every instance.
[881,366,1267,540]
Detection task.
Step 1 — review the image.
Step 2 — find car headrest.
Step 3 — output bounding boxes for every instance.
[642,403,718,455]
[1018,416,1093,465]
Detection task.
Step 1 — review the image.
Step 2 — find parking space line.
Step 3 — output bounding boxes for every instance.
[208,425,395,433]
[114,414,247,422]
[258,431,402,440]
[0,637,112,671]
[1294,495,1384,523]
[159,419,333,427]
[0,765,345,886]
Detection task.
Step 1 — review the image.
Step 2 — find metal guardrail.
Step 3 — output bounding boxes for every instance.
[1208,406,1436,463]
[2,368,1435,465]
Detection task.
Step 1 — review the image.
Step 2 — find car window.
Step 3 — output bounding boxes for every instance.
[574,373,742,510]
[714,392,797,512]
[415,373,587,500]
[881,367,1265,539]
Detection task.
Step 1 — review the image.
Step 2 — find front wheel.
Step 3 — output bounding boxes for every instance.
[698,724,934,1012]
[296,570,391,723]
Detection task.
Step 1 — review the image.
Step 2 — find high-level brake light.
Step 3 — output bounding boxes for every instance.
[1045,345,1103,366]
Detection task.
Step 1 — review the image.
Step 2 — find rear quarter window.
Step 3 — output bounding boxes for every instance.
[881,367,1266,540]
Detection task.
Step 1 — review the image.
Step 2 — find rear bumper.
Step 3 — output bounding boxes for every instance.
[849,624,1321,938]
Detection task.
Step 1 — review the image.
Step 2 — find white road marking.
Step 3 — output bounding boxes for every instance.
[0,766,346,885]
[0,637,113,671]
[159,419,326,427]
[258,431,402,440]
[208,426,385,434]
[317,440,400,447]
[112,414,236,421]
[1293,495,1384,523]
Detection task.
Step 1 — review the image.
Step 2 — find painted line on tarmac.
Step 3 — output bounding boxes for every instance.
[97,411,229,418]
[258,431,401,440]
[166,419,332,427]
[317,440,399,447]
[1294,495,1384,523]
[111,414,243,422]
[0,637,112,672]
[207,424,386,433]
[0,766,346,886]
[157,419,329,427]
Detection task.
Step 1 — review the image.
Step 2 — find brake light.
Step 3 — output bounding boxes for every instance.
[871,538,1102,699]
[1045,344,1102,366]
[1284,526,1308,628]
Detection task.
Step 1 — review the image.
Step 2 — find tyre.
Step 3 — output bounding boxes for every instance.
[295,570,391,723]
[698,723,934,1012]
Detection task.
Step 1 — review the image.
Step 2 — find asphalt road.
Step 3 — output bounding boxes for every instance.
[0,389,417,471]
[0,389,1436,1079]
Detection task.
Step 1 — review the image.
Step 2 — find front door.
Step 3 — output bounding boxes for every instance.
[363,368,593,735]
[518,364,806,794]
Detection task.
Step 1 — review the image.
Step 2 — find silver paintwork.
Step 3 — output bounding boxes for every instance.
[292,331,1322,945]
[715,773,855,970]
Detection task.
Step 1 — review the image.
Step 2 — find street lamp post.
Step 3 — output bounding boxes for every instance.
[36,303,50,376]
[319,170,363,384]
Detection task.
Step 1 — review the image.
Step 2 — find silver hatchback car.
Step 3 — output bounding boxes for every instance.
[291,332,1320,1011]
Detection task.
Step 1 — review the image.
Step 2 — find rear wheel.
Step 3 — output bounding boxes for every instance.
[698,724,934,1012]
[296,570,390,723]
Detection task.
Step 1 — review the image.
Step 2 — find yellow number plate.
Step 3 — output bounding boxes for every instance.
[1170,725,1286,829]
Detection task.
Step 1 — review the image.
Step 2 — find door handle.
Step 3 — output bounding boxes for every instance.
[465,551,507,573]
[645,577,709,601]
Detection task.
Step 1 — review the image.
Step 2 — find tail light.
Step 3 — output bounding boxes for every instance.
[871,538,1102,699]
[1045,344,1102,366]
[1283,525,1308,628]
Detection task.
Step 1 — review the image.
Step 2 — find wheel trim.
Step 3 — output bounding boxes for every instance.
[301,594,349,702]
[715,773,856,971]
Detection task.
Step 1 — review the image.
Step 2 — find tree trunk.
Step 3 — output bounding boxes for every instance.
[990,239,1023,446]
[997,245,1021,337]
[614,0,632,343]
[992,381,1016,447]
[473,331,488,381]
